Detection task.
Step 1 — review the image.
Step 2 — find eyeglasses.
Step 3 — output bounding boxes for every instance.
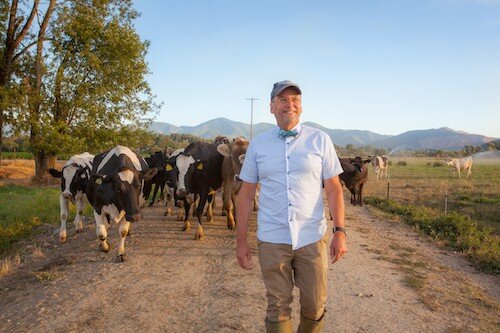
[274,96,301,105]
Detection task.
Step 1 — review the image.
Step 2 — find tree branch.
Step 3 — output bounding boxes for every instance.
[13,0,40,49]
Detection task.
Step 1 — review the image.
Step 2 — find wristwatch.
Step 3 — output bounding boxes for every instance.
[333,226,346,235]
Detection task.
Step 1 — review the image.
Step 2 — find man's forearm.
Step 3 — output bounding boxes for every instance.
[235,182,257,242]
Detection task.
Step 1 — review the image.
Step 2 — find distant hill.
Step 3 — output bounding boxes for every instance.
[150,119,497,151]
[371,127,496,150]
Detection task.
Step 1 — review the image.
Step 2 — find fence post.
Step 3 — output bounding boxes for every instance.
[444,188,448,215]
[386,175,390,202]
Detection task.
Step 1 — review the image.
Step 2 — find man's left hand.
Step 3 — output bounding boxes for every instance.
[330,232,347,264]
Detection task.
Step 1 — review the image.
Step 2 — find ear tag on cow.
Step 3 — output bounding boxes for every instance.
[95,178,103,185]
[166,164,173,171]
[197,163,204,170]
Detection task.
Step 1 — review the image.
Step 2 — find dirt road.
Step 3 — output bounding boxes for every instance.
[0,194,498,333]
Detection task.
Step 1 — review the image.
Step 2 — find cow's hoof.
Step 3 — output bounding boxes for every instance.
[117,254,126,262]
[221,211,227,216]
[100,241,110,253]
[227,223,235,230]
[59,232,67,243]
[182,223,191,232]
[194,233,204,240]
[148,202,154,207]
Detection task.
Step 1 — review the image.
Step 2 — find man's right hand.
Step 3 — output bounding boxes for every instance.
[236,238,253,269]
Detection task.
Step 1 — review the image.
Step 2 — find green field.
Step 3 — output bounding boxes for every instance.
[364,157,500,272]
[364,157,500,233]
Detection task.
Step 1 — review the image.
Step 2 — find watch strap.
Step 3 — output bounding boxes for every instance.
[333,226,346,235]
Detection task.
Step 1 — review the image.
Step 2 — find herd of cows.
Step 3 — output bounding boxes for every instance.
[47,136,473,261]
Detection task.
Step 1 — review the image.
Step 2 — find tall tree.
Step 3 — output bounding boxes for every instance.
[0,0,40,161]
[4,0,158,177]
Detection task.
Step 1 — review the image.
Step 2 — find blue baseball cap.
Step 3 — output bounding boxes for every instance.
[270,80,302,100]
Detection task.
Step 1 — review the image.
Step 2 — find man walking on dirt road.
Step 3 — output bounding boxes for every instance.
[236,80,347,333]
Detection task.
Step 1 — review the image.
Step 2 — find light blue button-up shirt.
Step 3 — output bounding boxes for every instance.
[239,124,343,250]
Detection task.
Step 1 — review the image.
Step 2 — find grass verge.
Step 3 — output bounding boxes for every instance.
[365,196,500,273]
[0,186,67,255]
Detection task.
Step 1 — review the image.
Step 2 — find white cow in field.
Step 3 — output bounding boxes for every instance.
[446,157,473,179]
[372,155,389,179]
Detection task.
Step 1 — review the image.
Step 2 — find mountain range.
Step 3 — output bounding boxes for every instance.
[150,118,497,151]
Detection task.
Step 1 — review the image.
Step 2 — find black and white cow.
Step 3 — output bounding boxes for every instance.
[49,152,94,242]
[171,142,224,239]
[164,148,185,218]
[145,150,170,206]
[86,145,157,261]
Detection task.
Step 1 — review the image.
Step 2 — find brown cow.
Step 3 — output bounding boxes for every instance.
[216,137,249,230]
[339,156,371,206]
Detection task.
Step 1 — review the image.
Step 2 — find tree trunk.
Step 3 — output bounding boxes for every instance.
[34,150,53,178]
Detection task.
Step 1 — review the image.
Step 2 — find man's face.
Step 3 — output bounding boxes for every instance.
[270,87,302,130]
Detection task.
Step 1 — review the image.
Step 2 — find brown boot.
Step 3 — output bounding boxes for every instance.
[296,311,325,333]
[265,318,292,333]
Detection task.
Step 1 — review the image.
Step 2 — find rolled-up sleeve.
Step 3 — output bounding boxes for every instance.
[239,141,259,184]
[321,134,343,179]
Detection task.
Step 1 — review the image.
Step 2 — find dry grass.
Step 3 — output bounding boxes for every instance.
[0,254,22,277]
[32,244,45,258]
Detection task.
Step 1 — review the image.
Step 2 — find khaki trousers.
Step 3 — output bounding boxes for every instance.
[258,234,328,323]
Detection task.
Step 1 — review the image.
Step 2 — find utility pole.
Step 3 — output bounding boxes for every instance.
[245,98,258,139]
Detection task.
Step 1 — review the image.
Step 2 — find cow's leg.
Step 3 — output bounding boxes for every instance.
[59,195,69,242]
[149,184,159,206]
[457,168,462,179]
[73,196,85,233]
[182,200,191,232]
[159,183,165,201]
[117,219,131,262]
[358,183,364,206]
[164,191,173,217]
[194,194,208,240]
[467,167,472,178]
[206,194,214,223]
[94,211,110,252]
[222,182,234,229]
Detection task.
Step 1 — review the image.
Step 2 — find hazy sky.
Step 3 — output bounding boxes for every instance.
[133,0,500,138]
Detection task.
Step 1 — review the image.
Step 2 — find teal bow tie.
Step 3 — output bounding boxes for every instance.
[278,128,298,139]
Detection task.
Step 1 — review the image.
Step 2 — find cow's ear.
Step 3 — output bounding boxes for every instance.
[196,161,204,170]
[142,167,158,181]
[48,168,62,178]
[363,159,371,164]
[238,154,246,164]
[216,144,230,157]
[165,163,174,171]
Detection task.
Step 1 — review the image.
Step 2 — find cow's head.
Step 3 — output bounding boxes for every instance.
[348,156,370,175]
[91,167,157,222]
[174,154,204,203]
[49,163,90,199]
[217,137,249,194]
